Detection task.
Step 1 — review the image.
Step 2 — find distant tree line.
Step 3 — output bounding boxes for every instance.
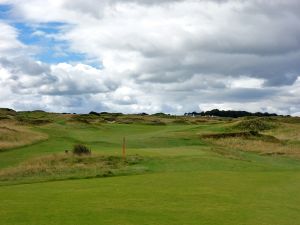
[184,109,278,118]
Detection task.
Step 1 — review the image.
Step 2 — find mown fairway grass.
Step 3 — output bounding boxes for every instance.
[0,123,213,169]
[1,116,300,225]
[1,171,300,225]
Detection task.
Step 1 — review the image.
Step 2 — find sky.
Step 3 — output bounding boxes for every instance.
[0,0,299,115]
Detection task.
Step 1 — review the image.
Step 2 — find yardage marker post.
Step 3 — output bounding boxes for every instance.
[122,136,126,160]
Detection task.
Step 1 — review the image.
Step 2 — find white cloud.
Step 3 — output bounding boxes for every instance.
[229,77,264,89]
[42,63,116,95]
[0,22,117,112]
[0,1,300,114]
[0,22,25,56]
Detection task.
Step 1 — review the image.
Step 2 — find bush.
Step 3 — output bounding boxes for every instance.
[72,144,91,155]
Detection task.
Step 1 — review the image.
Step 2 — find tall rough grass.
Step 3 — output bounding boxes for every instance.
[0,122,48,150]
[0,154,145,184]
[213,137,300,157]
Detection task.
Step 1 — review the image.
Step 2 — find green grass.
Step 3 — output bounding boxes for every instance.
[1,114,300,224]
[0,123,213,169]
[1,172,300,225]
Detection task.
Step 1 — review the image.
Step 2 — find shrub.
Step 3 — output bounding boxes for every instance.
[72,144,91,155]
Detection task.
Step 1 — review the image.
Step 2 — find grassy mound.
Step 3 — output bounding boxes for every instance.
[0,108,16,120]
[172,119,190,124]
[201,131,260,139]
[69,114,105,124]
[235,118,276,131]
[201,130,280,144]
[212,136,300,156]
[0,108,16,115]
[16,114,53,125]
[0,123,48,150]
[0,154,146,185]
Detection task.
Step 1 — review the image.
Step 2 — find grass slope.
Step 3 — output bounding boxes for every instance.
[0,122,48,150]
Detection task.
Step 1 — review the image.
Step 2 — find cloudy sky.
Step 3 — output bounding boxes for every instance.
[0,0,299,115]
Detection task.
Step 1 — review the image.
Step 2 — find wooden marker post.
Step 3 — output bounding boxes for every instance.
[122,136,126,160]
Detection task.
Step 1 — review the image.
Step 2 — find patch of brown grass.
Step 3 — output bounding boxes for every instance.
[212,137,300,157]
[0,122,48,150]
[0,154,145,184]
[265,123,300,140]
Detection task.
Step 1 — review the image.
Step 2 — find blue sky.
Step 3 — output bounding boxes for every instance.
[15,22,86,64]
[1,4,86,64]
[0,4,10,17]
